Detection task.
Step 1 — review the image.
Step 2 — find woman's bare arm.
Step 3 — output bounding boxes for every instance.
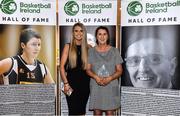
[0,58,12,75]
[60,44,69,84]
[44,66,54,84]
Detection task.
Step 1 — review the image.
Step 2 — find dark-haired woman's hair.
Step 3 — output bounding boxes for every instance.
[18,28,41,55]
[95,26,110,45]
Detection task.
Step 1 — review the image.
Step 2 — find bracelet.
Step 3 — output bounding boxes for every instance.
[64,82,69,85]
[64,83,69,87]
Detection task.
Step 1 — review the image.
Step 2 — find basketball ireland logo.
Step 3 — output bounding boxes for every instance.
[0,0,17,14]
[127,1,143,16]
[64,0,79,16]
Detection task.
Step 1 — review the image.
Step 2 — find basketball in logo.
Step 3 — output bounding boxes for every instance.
[0,0,17,14]
[127,1,142,16]
[64,1,79,16]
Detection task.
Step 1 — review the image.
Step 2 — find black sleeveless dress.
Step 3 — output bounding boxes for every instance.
[66,45,90,115]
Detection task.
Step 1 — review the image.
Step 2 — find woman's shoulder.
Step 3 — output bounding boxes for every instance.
[0,57,13,65]
[110,46,119,51]
[63,43,70,51]
[88,47,96,55]
[36,59,43,64]
[108,47,120,56]
[64,43,70,47]
[0,57,14,75]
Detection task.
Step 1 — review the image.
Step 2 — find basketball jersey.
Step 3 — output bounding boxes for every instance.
[3,55,47,84]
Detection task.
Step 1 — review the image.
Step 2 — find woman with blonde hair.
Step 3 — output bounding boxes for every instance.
[60,22,90,115]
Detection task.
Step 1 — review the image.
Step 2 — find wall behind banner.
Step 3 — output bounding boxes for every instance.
[0,25,56,80]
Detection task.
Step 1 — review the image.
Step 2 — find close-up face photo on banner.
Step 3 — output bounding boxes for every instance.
[121,25,180,89]
[0,26,56,84]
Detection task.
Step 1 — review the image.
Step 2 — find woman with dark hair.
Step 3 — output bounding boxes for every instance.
[0,28,54,84]
[86,26,123,115]
[60,22,90,115]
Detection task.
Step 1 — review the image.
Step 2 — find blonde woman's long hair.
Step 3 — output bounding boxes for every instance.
[68,22,88,70]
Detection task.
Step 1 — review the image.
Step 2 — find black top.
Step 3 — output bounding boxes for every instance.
[3,55,46,84]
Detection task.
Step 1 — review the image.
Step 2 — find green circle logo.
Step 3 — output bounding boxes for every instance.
[64,1,79,16]
[0,0,17,14]
[127,1,143,16]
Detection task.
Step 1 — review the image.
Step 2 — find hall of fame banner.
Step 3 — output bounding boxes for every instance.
[0,0,56,115]
[121,0,180,115]
[59,0,118,115]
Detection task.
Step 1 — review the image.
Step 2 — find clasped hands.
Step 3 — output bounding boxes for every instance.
[95,76,112,86]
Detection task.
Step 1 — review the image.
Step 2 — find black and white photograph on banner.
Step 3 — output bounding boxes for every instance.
[59,24,117,115]
[0,25,56,84]
[121,25,180,89]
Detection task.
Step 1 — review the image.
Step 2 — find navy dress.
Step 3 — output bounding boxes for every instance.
[66,45,90,115]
